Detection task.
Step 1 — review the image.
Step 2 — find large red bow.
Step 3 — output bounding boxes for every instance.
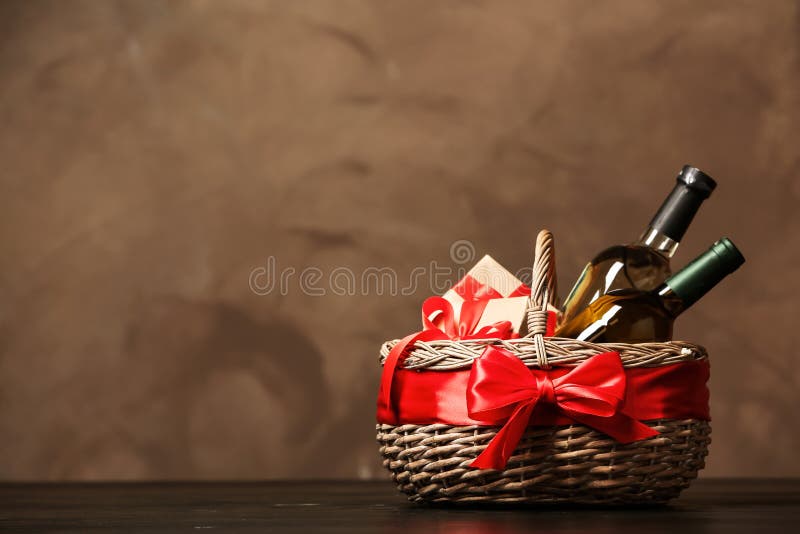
[467,347,658,470]
[377,276,533,425]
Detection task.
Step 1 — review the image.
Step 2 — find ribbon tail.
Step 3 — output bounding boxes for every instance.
[470,401,535,470]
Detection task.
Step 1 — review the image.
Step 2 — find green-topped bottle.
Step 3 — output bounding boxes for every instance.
[560,165,717,326]
[554,238,745,343]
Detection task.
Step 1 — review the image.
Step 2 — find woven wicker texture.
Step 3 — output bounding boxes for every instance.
[377,230,710,504]
[377,419,710,504]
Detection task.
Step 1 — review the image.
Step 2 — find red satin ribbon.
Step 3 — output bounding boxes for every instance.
[381,347,710,470]
[467,348,657,468]
[449,275,501,337]
[423,275,530,339]
[377,276,538,425]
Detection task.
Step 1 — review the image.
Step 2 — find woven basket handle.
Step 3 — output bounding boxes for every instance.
[525,229,557,368]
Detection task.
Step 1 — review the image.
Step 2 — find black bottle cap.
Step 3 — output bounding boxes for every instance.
[648,165,717,241]
[677,165,717,198]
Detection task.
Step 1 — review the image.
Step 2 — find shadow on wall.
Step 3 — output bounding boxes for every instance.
[45,297,375,479]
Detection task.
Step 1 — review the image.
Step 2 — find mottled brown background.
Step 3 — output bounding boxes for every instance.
[1,0,798,480]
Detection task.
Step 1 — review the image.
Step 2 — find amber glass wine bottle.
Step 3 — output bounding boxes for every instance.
[560,165,717,326]
[555,238,744,343]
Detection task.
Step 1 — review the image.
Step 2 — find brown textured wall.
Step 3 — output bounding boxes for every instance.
[0,0,798,480]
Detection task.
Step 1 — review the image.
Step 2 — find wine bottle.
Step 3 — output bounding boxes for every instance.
[554,238,745,343]
[560,165,717,326]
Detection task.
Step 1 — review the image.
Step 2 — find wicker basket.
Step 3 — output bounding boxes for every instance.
[376,231,710,504]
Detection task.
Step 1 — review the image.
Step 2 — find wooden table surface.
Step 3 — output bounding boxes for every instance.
[1,479,797,533]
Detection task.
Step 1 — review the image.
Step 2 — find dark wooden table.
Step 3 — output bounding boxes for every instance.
[1,479,797,533]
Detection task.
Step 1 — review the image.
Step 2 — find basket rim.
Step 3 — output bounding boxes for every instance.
[380,336,707,371]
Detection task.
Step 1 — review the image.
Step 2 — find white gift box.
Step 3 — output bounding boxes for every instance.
[443,255,530,334]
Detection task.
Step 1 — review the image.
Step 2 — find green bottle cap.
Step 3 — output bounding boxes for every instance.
[664,238,745,308]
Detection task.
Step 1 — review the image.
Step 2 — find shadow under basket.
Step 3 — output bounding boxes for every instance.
[375,231,711,505]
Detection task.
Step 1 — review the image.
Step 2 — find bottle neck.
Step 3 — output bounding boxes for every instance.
[657,238,745,313]
[647,167,716,243]
[636,227,679,258]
